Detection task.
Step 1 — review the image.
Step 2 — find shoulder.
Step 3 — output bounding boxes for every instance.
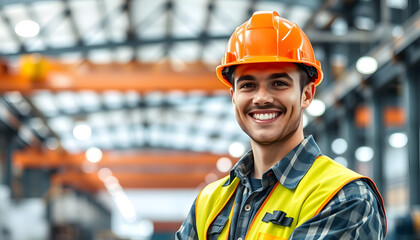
[291,179,387,239]
[328,179,382,205]
[324,178,386,227]
[310,155,362,179]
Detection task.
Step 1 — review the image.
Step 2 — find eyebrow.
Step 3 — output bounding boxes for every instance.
[268,73,293,81]
[236,75,256,83]
[235,72,293,84]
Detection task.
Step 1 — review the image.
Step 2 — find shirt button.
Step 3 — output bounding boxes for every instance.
[244,204,251,211]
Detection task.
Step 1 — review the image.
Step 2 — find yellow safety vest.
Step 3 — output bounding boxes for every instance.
[195,155,385,240]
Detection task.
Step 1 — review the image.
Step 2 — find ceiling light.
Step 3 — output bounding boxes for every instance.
[228,142,246,158]
[334,156,348,167]
[355,146,374,162]
[138,219,154,238]
[113,193,137,223]
[314,11,333,28]
[354,16,375,31]
[85,147,103,163]
[331,18,348,35]
[105,176,120,188]
[98,168,113,181]
[29,117,48,137]
[205,173,218,184]
[32,91,59,117]
[103,178,137,223]
[392,26,404,38]
[4,91,24,104]
[306,99,326,117]
[171,58,186,72]
[389,132,408,148]
[216,157,233,173]
[17,125,33,144]
[4,91,32,115]
[331,138,348,155]
[15,20,40,38]
[356,56,378,74]
[73,123,91,141]
[103,91,124,109]
[79,91,101,111]
[387,0,408,9]
[46,138,59,150]
[57,92,79,114]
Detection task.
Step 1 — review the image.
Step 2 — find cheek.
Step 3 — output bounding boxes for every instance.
[232,94,246,110]
[231,96,242,115]
[283,90,301,106]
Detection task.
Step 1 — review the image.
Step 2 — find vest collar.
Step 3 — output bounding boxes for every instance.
[224,136,322,190]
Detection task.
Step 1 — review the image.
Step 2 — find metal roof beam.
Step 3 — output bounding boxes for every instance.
[62,0,85,57]
[0,8,25,52]
[238,0,321,9]
[0,30,383,57]
[0,0,58,7]
[163,0,174,57]
[0,0,322,9]
[124,0,137,61]
[303,0,338,31]
[197,0,215,60]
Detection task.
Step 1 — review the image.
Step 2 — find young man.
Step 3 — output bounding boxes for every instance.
[176,11,386,240]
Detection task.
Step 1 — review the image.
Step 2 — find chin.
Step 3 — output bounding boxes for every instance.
[250,134,282,145]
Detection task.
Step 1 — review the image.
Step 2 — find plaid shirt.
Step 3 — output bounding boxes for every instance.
[176,136,386,239]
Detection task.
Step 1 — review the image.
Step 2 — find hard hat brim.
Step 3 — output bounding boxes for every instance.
[216,56,323,88]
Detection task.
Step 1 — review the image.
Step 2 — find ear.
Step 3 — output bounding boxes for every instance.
[301,82,315,109]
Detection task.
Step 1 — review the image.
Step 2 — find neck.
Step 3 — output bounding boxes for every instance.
[251,131,304,179]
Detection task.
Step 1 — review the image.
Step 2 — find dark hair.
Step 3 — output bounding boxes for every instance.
[222,65,237,87]
[224,63,317,92]
[296,64,317,92]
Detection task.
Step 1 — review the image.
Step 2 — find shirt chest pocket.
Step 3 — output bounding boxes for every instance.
[207,215,229,240]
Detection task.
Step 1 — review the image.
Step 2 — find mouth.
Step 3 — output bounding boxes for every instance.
[249,110,283,122]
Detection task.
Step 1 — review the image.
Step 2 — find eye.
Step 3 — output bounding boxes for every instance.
[239,82,255,89]
[272,81,289,87]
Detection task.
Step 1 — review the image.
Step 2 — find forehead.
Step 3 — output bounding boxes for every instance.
[234,62,299,78]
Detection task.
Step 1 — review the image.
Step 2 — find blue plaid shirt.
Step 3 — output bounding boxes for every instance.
[176,136,386,239]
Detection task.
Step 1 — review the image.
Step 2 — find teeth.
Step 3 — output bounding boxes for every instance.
[253,113,278,120]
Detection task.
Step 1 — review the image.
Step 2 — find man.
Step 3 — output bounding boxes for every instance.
[176,11,386,240]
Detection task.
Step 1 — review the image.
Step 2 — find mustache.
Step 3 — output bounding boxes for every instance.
[245,104,286,113]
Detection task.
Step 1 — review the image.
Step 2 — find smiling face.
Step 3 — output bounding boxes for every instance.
[231,62,315,146]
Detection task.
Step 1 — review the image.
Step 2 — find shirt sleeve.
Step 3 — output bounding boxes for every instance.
[290,179,386,240]
[175,198,198,240]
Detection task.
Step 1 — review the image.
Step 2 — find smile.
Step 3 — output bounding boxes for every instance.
[251,112,280,120]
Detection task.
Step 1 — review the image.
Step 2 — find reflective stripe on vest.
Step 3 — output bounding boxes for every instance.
[195,155,385,240]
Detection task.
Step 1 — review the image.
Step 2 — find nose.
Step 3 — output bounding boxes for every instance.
[252,86,273,105]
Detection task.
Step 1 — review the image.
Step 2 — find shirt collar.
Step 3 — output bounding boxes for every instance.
[224,135,322,189]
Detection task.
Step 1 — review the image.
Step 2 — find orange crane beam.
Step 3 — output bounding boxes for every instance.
[51,171,221,191]
[14,149,225,169]
[0,60,227,93]
[0,71,224,92]
[14,149,234,190]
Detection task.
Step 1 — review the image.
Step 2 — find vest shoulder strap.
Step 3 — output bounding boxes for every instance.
[196,176,240,240]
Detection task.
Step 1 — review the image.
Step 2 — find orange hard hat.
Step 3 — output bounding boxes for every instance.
[216,11,323,87]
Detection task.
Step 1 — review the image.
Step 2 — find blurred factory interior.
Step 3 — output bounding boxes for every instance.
[0,0,419,239]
